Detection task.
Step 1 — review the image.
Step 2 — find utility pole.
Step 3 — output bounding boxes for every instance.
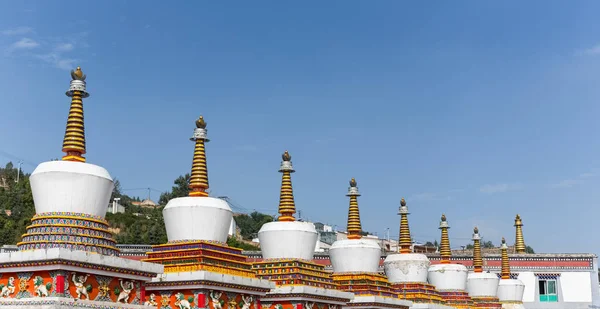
[15,161,23,183]
[147,187,151,201]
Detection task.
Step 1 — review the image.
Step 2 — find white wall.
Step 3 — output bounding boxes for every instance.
[561,272,592,302]
[517,271,537,302]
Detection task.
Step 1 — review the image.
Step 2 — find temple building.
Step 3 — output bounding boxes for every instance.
[427,215,473,308]
[0,67,163,308]
[254,151,353,309]
[383,199,449,308]
[329,179,411,309]
[141,117,273,308]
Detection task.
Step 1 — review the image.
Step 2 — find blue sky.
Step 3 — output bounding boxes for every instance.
[1,1,600,254]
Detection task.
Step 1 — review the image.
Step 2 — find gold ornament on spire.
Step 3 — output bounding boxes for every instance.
[189,116,210,197]
[398,197,412,254]
[514,214,526,254]
[70,66,86,81]
[346,178,362,240]
[439,214,452,264]
[472,226,483,273]
[501,237,511,279]
[196,116,207,129]
[62,66,87,162]
[277,150,296,221]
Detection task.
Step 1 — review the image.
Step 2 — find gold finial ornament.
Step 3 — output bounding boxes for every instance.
[439,214,451,264]
[277,150,296,222]
[62,66,87,162]
[189,116,210,197]
[514,214,526,254]
[70,66,86,81]
[398,197,412,253]
[472,226,483,273]
[346,178,362,240]
[501,237,511,279]
[196,116,207,129]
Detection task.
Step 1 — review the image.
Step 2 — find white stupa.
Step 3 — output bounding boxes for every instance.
[466,227,501,307]
[330,179,412,309]
[256,152,353,309]
[383,199,450,308]
[258,151,319,260]
[1,67,162,308]
[427,214,473,307]
[497,238,526,309]
[162,117,232,243]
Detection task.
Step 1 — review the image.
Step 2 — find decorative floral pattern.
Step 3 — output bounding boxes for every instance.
[16,272,33,299]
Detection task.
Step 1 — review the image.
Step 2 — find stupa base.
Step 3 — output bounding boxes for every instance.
[0,249,161,305]
[260,285,353,309]
[471,296,501,308]
[345,295,412,309]
[438,291,474,309]
[145,270,273,309]
[391,282,445,304]
[0,297,152,309]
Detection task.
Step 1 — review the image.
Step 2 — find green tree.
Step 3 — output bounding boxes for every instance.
[159,174,190,205]
[233,212,274,240]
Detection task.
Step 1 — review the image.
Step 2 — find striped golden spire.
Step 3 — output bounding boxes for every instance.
[514,214,526,254]
[472,227,483,273]
[398,198,412,253]
[277,151,296,221]
[500,237,511,279]
[189,116,210,197]
[346,178,362,240]
[62,66,89,162]
[439,214,451,264]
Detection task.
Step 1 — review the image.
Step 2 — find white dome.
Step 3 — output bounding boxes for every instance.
[428,263,468,291]
[467,272,499,297]
[330,238,381,273]
[258,221,317,260]
[163,196,232,243]
[30,161,113,218]
[497,279,525,303]
[383,253,430,283]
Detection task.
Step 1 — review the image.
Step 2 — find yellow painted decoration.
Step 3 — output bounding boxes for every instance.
[61,67,87,162]
[398,198,412,253]
[439,214,451,263]
[277,151,296,221]
[346,178,362,240]
[501,237,511,279]
[189,116,209,197]
[472,226,483,273]
[514,214,526,254]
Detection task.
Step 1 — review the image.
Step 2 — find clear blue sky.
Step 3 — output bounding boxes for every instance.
[1,1,600,254]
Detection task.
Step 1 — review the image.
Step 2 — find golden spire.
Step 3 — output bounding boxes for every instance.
[398,198,412,253]
[500,237,511,279]
[514,214,526,254]
[472,226,483,273]
[189,116,210,197]
[439,214,452,264]
[346,178,362,240]
[277,151,296,221]
[62,66,89,162]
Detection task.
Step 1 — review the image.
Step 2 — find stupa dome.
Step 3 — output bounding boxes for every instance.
[330,237,381,273]
[497,279,525,303]
[163,196,232,243]
[30,160,114,218]
[467,272,499,297]
[384,253,430,283]
[258,221,318,260]
[258,151,318,260]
